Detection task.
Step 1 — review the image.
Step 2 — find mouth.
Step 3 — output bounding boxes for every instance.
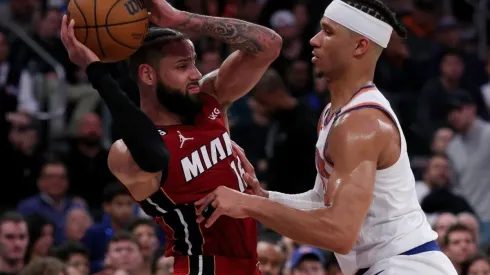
[187,85,200,94]
[312,51,319,63]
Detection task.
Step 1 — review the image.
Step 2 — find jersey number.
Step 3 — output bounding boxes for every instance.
[230,158,246,192]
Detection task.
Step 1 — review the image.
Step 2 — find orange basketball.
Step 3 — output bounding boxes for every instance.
[67,0,149,62]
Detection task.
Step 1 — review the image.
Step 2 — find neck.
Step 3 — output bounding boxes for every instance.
[140,91,182,126]
[440,76,459,91]
[327,67,375,111]
[0,257,24,273]
[139,261,152,275]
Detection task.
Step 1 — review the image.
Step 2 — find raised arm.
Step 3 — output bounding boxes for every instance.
[197,108,393,253]
[146,0,282,106]
[60,15,168,199]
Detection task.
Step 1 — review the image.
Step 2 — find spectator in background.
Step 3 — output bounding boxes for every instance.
[17,156,85,245]
[197,50,222,75]
[0,211,28,274]
[64,208,93,243]
[10,4,78,84]
[269,10,307,79]
[25,214,55,263]
[151,248,173,275]
[442,224,478,274]
[103,231,143,275]
[66,113,114,212]
[51,241,90,275]
[420,154,474,215]
[480,54,490,112]
[249,69,317,194]
[127,219,159,275]
[434,213,458,246]
[285,60,311,97]
[2,0,38,37]
[458,213,481,246]
[416,51,488,148]
[461,254,490,275]
[257,240,285,275]
[19,256,68,275]
[2,112,44,209]
[431,127,454,155]
[82,183,135,273]
[326,257,342,275]
[446,92,490,244]
[289,246,327,275]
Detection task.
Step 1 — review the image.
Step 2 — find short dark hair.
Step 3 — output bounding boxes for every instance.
[128,27,188,80]
[19,256,67,275]
[107,230,141,251]
[343,0,407,38]
[0,211,25,233]
[461,254,490,275]
[103,182,131,203]
[442,223,474,247]
[127,218,156,233]
[254,68,286,94]
[51,241,89,262]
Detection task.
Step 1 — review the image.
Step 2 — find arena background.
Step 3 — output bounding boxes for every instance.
[0,0,490,274]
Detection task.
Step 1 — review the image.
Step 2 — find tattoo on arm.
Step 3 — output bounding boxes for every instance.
[176,13,278,54]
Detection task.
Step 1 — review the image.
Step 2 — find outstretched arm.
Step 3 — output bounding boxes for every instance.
[146,0,282,106]
[233,143,326,210]
[197,109,392,253]
[60,15,168,194]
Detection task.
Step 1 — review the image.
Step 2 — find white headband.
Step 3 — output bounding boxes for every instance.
[323,0,393,48]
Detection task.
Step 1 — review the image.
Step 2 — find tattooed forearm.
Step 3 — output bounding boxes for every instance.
[174,12,280,55]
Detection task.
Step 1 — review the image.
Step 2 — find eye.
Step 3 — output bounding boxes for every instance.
[177,64,188,70]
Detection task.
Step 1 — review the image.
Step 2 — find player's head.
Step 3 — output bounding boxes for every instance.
[310,0,407,79]
[129,27,202,121]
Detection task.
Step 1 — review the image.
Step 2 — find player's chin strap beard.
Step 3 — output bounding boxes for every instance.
[155,82,203,125]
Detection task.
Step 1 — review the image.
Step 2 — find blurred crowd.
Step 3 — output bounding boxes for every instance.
[1,0,490,274]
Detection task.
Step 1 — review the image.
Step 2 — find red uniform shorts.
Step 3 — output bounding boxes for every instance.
[173,255,261,275]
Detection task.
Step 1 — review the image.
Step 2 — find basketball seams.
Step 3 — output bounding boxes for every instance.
[72,0,89,44]
[93,0,106,58]
[105,0,147,50]
[74,16,148,28]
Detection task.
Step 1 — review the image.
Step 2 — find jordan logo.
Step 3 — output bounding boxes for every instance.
[178,131,193,148]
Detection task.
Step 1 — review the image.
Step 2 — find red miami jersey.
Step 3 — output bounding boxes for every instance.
[138,93,258,261]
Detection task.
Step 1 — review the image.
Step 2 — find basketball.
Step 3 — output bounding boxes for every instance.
[67,0,149,62]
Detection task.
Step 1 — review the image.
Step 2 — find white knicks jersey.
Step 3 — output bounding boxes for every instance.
[315,85,437,275]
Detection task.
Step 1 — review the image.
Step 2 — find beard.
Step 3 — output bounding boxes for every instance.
[156,81,203,125]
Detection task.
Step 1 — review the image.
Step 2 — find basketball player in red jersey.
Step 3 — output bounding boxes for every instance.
[60,0,282,273]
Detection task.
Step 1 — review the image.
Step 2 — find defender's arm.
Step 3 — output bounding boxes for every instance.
[243,110,387,253]
[198,109,390,253]
[174,12,282,106]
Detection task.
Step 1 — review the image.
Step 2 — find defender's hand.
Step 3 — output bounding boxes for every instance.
[143,0,186,27]
[60,15,99,70]
[232,141,269,198]
[195,186,250,228]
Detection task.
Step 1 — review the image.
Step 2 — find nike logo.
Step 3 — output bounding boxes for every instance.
[374,270,385,275]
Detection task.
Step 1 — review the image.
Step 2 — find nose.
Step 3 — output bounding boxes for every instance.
[190,67,203,81]
[310,32,321,47]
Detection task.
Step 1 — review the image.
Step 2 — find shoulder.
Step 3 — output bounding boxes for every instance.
[199,70,219,98]
[17,195,39,209]
[329,108,394,161]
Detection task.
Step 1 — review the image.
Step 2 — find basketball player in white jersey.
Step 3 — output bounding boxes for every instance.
[195,0,458,274]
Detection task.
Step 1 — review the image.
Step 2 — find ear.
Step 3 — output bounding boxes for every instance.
[353,37,370,57]
[138,64,157,86]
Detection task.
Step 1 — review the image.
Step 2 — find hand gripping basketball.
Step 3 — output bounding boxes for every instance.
[60,15,100,70]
